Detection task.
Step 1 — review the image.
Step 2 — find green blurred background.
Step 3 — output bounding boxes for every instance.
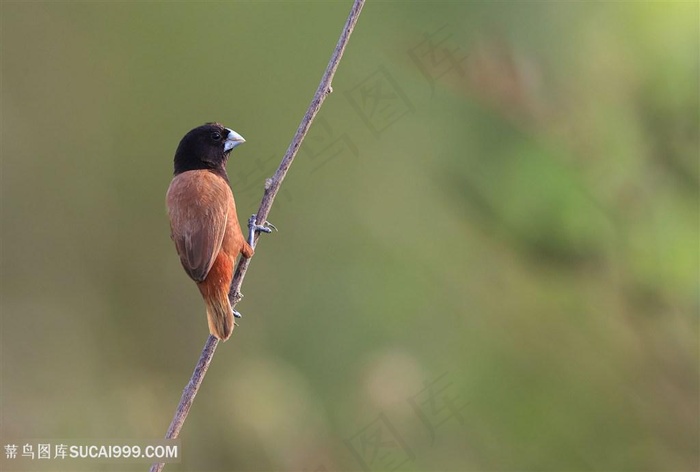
[1,1,698,471]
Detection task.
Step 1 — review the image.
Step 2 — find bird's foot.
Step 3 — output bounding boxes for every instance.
[233,310,242,319]
[248,214,277,247]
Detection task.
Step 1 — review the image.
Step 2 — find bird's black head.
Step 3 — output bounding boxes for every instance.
[173,122,246,179]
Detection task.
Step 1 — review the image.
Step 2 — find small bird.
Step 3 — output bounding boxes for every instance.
[166,123,271,341]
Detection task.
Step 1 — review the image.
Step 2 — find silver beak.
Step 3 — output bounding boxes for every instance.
[224,128,246,152]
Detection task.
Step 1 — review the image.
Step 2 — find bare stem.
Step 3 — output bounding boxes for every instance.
[149,1,366,471]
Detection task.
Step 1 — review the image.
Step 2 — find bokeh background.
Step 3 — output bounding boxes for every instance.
[1,1,698,471]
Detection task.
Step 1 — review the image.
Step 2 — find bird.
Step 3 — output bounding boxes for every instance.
[166,122,271,341]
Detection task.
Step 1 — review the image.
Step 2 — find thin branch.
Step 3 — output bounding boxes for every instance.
[149,1,366,471]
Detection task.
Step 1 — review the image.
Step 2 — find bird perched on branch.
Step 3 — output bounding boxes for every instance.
[166,123,272,340]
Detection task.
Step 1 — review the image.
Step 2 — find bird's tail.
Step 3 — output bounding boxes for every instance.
[203,295,234,341]
[197,253,235,341]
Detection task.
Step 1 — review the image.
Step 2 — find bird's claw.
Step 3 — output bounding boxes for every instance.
[248,214,277,247]
[233,310,242,319]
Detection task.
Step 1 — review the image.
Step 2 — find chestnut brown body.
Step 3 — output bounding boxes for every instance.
[167,170,253,340]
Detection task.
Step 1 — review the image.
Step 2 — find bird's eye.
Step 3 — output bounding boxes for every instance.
[211,132,222,141]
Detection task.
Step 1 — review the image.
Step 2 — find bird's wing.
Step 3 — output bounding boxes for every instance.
[167,171,230,282]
